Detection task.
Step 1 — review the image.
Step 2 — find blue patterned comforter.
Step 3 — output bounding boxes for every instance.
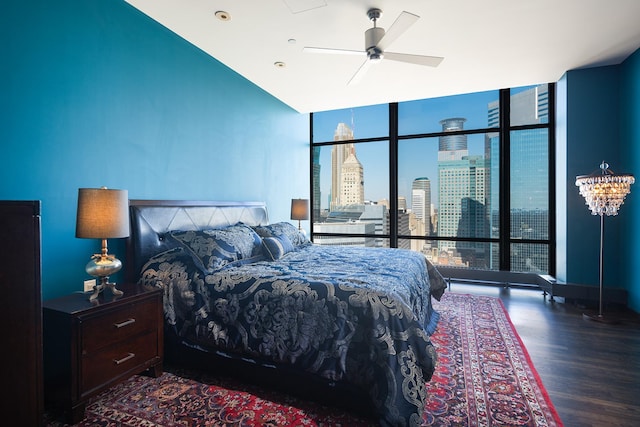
[140,243,446,426]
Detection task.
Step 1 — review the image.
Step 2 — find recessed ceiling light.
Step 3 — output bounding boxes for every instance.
[274,62,286,68]
[288,39,297,44]
[215,11,231,21]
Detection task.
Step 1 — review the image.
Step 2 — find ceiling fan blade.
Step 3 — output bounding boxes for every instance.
[383,51,444,67]
[377,11,419,51]
[303,46,366,56]
[347,59,373,86]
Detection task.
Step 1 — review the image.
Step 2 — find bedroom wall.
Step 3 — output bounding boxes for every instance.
[619,48,640,312]
[1,1,309,300]
[562,49,640,312]
[563,66,623,287]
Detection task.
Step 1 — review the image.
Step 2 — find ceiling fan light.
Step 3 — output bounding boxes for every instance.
[366,46,384,62]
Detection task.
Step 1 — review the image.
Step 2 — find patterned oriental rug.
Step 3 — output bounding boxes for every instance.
[45,293,563,426]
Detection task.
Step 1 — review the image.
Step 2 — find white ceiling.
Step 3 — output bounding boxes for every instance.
[125,0,640,113]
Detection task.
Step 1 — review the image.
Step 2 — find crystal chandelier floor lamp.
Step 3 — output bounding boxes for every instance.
[76,187,130,301]
[575,161,634,322]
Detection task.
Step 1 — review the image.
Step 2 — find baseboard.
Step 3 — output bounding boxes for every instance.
[551,282,628,307]
[436,266,628,307]
[437,267,554,295]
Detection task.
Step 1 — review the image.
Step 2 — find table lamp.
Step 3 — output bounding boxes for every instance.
[290,198,309,231]
[76,187,129,301]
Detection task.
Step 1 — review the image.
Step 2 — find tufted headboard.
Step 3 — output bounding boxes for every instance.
[126,200,269,282]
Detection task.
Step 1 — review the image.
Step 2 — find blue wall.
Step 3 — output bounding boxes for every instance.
[562,50,640,311]
[564,66,622,287]
[1,1,309,299]
[620,49,640,311]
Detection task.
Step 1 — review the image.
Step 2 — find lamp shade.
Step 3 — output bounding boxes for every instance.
[290,198,309,221]
[76,187,130,239]
[575,161,634,216]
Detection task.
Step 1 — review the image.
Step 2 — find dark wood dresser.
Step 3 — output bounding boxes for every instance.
[43,283,163,424]
[0,201,43,426]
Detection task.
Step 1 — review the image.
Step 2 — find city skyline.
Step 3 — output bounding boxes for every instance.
[313,85,547,213]
[312,84,551,272]
[313,89,499,210]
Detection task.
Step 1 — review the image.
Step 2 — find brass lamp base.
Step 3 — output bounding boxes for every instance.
[89,277,124,302]
[85,247,124,302]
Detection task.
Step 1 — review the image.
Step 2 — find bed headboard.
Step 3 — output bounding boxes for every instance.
[126,200,269,282]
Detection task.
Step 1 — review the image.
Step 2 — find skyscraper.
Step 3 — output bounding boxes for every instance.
[397,196,407,212]
[438,118,468,160]
[486,85,550,272]
[437,118,489,266]
[330,123,355,210]
[411,177,432,235]
[312,146,321,221]
[340,152,364,205]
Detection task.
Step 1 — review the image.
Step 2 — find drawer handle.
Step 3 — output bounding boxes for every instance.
[114,353,135,365]
[114,318,136,328]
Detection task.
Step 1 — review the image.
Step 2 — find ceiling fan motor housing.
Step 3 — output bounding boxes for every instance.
[365,27,385,60]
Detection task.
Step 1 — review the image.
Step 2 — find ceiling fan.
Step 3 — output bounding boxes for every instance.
[303,8,444,85]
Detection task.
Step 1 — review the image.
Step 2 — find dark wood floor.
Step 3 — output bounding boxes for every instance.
[449,283,640,427]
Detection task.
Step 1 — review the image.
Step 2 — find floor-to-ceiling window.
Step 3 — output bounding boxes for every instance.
[310,83,555,276]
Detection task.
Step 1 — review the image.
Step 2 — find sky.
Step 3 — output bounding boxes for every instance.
[312,89,502,210]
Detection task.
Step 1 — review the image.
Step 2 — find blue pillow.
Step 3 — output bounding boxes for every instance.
[262,234,295,261]
[253,221,310,248]
[169,223,264,272]
[138,247,189,289]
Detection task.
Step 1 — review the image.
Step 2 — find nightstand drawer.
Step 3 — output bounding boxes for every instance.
[81,299,157,352]
[81,331,159,393]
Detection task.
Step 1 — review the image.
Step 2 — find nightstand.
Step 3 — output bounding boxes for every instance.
[43,283,163,424]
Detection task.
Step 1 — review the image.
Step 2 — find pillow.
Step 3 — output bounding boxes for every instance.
[137,247,190,289]
[168,223,264,273]
[262,234,295,261]
[253,221,310,248]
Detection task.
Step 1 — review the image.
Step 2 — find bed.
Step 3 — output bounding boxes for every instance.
[126,200,447,427]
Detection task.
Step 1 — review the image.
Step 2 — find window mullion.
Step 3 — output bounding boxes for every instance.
[547,84,557,276]
[389,103,398,248]
[309,112,315,239]
[499,89,511,271]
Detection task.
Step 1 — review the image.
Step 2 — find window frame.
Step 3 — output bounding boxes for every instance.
[309,84,556,276]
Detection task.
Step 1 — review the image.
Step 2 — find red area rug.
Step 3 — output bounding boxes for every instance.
[425,293,563,426]
[45,293,563,426]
